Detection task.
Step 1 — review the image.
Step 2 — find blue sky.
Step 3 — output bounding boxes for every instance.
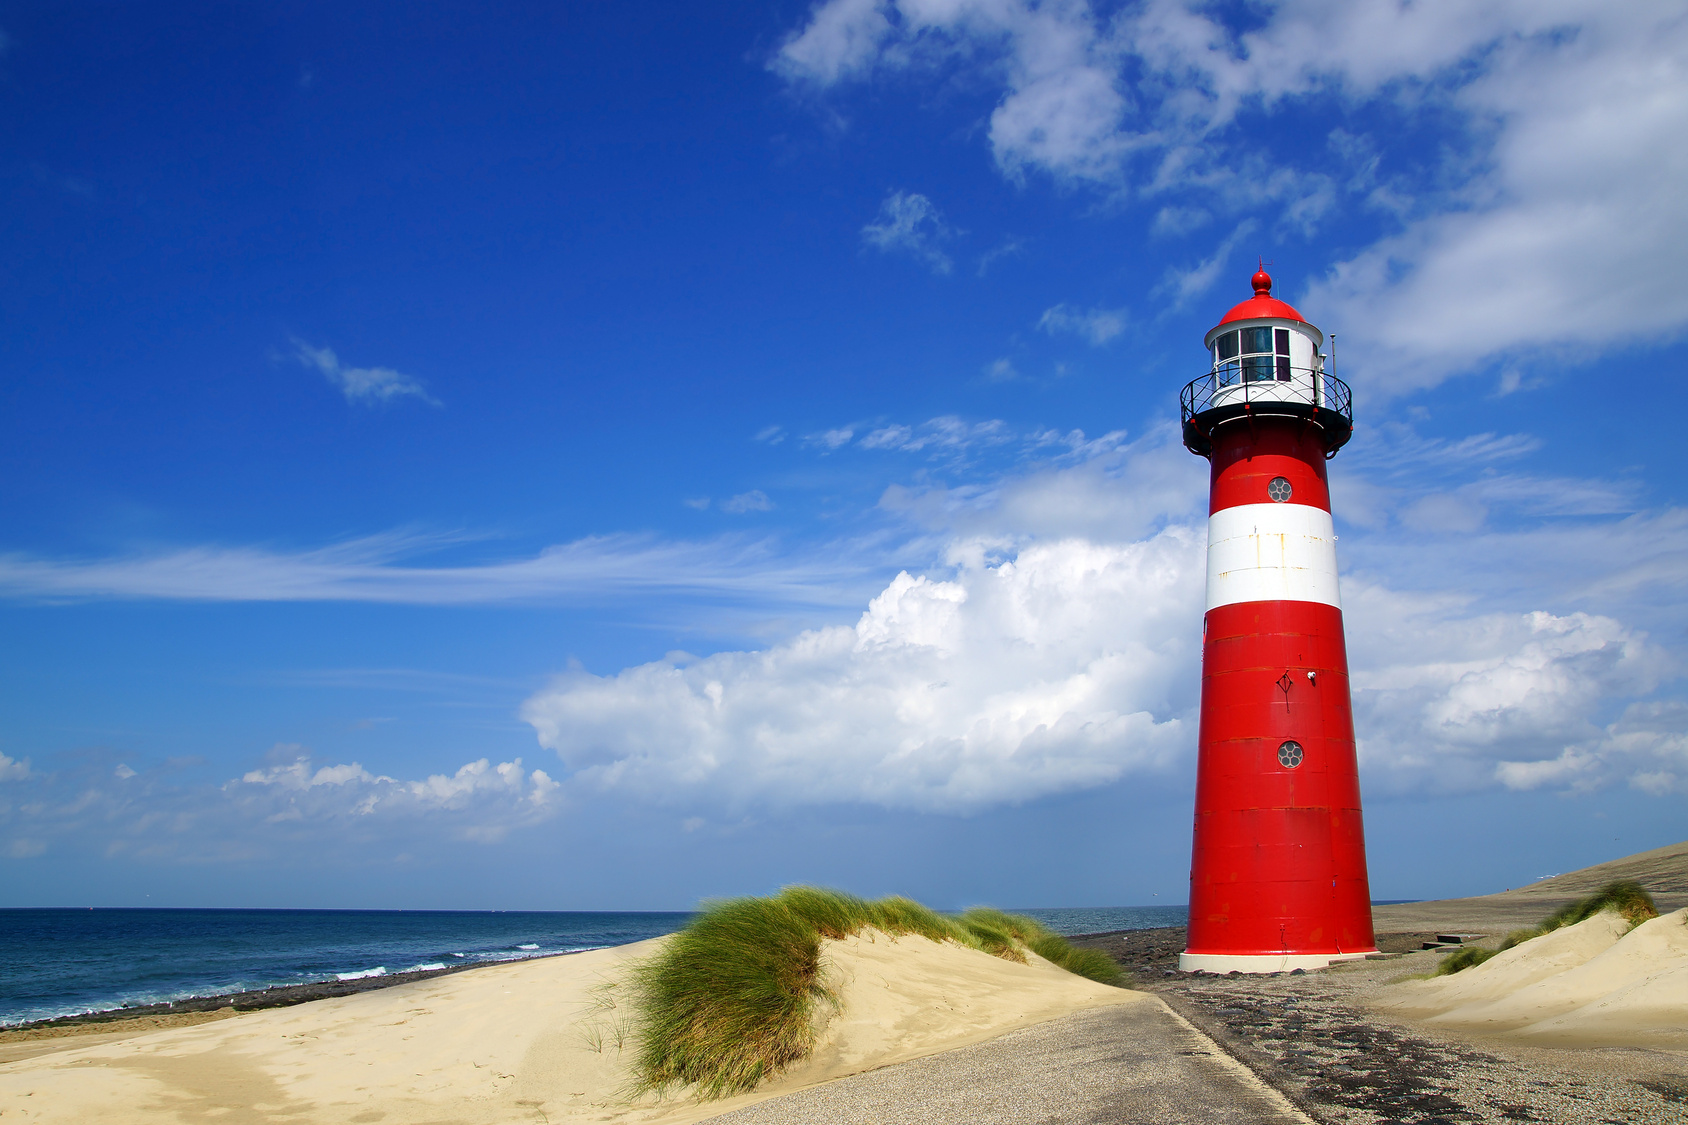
[3,0,1685,910]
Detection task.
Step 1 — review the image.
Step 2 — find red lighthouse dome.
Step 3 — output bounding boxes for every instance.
[1214,265,1309,327]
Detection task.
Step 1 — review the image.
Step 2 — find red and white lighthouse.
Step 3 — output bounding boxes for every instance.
[1178,266,1376,973]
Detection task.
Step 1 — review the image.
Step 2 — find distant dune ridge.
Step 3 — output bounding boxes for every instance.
[1372,838,1688,934]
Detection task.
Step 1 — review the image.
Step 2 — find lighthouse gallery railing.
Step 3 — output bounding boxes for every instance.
[1179,366,1353,457]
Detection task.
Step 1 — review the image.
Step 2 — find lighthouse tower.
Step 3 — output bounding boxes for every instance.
[1178,266,1376,973]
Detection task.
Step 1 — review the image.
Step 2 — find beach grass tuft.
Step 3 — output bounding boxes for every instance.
[627,892,836,1099]
[1538,879,1658,931]
[625,886,1126,1099]
[956,907,1030,962]
[1433,946,1499,975]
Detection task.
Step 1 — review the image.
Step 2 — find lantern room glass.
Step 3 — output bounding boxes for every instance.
[1212,327,1294,384]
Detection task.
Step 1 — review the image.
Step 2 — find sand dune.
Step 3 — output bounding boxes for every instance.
[1510,960,1688,1049]
[1423,909,1688,1033]
[1375,909,1688,1049]
[0,930,1141,1124]
[1376,912,1631,1019]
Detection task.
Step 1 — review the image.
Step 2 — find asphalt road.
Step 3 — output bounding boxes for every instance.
[703,999,1314,1125]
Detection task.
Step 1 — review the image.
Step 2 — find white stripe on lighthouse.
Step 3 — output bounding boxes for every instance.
[1205,502,1341,611]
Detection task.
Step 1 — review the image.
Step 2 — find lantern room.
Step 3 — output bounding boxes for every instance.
[1181,266,1353,459]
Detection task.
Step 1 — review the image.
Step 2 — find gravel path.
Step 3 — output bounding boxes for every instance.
[1166,973,1688,1124]
[1084,927,1688,1125]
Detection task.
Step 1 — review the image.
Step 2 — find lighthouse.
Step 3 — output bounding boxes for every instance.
[1178,266,1377,973]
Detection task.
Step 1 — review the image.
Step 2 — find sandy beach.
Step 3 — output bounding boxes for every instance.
[8,920,1682,1125]
[0,929,1138,1124]
[5,842,1687,1123]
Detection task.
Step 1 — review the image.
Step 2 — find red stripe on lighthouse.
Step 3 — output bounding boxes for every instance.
[1187,598,1375,958]
[1209,420,1332,515]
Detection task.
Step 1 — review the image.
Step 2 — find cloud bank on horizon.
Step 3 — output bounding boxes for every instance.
[0,747,558,862]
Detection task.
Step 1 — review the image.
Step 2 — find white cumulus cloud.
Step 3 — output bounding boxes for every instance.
[1346,592,1669,795]
[0,747,562,860]
[231,751,560,842]
[521,532,1202,813]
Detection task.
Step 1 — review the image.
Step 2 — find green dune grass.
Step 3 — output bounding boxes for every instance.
[624,887,1126,1099]
[1435,880,1659,976]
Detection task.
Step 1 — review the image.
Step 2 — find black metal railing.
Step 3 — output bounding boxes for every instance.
[1179,365,1353,456]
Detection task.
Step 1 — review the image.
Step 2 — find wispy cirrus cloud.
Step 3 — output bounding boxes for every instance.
[1156,220,1257,308]
[857,416,1012,456]
[975,236,1025,276]
[292,339,439,407]
[804,427,856,452]
[0,531,872,608]
[861,190,954,274]
[720,490,774,514]
[1036,303,1127,345]
[813,415,1124,474]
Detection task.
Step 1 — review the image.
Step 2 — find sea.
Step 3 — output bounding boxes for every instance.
[0,905,1189,1028]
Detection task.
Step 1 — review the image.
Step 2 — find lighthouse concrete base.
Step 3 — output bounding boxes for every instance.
[1178,950,1376,974]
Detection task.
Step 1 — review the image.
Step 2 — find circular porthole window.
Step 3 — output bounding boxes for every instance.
[1268,476,1293,502]
[1277,739,1304,769]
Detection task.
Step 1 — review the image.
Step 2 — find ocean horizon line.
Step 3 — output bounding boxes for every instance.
[0,904,1190,1028]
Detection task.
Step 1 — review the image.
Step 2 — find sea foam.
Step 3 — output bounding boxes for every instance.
[336,967,387,981]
